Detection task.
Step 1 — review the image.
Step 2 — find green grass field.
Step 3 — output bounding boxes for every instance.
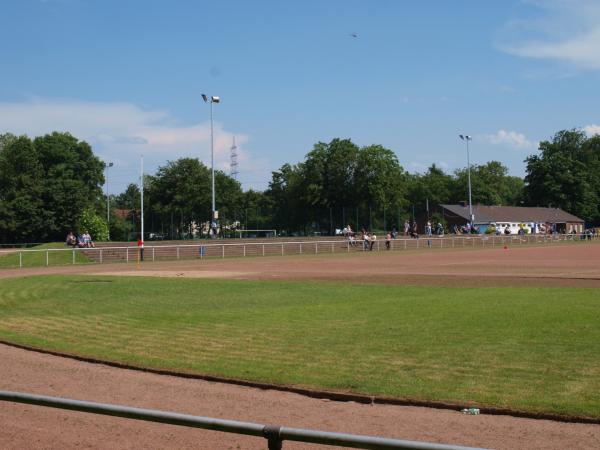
[0,243,91,268]
[0,275,598,418]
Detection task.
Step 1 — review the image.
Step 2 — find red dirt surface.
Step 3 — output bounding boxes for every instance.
[2,343,599,450]
[1,243,599,449]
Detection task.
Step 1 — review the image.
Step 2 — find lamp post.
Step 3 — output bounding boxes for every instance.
[202,94,220,238]
[105,162,113,241]
[459,135,474,226]
[140,154,144,261]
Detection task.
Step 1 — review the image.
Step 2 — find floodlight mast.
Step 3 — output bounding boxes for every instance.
[459,135,474,226]
[202,94,220,237]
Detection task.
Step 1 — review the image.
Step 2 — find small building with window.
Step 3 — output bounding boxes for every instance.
[435,204,584,234]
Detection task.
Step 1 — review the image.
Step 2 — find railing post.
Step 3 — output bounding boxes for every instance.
[126,247,129,263]
[244,244,246,257]
[263,244,265,256]
[331,242,334,253]
[177,246,180,260]
[19,252,22,268]
[281,243,284,256]
[72,249,75,265]
[100,249,103,264]
[222,245,225,258]
[152,247,155,262]
[404,240,407,250]
[46,250,49,266]
[300,243,302,254]
[263,425,282,450]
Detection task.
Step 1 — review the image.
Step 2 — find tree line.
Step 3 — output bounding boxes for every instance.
[1,129,599,243]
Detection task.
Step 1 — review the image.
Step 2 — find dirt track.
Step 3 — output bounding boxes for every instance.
[1,244,600,449]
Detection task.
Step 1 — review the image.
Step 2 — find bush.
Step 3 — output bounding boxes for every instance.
[77,208,109,241]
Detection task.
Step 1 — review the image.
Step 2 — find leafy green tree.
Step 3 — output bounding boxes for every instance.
[265,163,305,234]
[33,132,105,239]
[146,158,243,238]
[525,130,599,222]
[115,183,141,210]
[0,136,45,243]
[266,139,407,233]
[77,208,109,241]
[239,189,272,233]
[355,144,407,230]
[454,161,524,207]
[406,164,455,218]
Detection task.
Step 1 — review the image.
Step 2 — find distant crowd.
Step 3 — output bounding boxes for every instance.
[339,219,598,250]
[65,231,95,248]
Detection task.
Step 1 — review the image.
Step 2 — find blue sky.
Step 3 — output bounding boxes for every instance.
[2,0,600,194]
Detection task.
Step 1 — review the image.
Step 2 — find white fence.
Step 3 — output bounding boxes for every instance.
[0,233,597,269]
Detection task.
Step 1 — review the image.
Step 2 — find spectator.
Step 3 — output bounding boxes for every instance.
[362,231,370,251]
[385,232,392,250]
[370,233,376,251]
[65,231,76,247]
[348,234,356,247]
[82,231,95,248]
[436,222,444,236]
[410,222,419,239]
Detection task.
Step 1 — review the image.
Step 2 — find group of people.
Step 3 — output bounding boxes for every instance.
[403,220,419,238]
[425,221,444,236]
[453,223,479,234]
[343,226,397,251]
[65,231,95,248]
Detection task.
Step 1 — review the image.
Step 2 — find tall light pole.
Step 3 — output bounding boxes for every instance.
[140,154,144,261]
[105,162,113,241]
[459,135,474,226]
[202,94,220,238]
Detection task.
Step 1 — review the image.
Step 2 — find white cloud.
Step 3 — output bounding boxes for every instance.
[483,130,536,150]
[584,124,600,136]
[0,98,265,191]
[499,0,600,70]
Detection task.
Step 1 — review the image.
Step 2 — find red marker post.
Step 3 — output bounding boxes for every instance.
[137,238,144,262]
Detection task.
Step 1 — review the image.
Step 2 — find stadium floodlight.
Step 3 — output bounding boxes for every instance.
[202,94,220,237]
[459,135,474,226]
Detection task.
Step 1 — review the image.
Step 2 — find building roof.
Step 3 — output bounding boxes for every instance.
[113,208,135,219]
[440,204,584,224]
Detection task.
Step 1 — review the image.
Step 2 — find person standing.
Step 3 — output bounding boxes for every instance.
[385,232,391,250]
[362,231,370,251]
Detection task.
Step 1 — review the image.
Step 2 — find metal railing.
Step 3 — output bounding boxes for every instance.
[0,233,597,269]
[0,390,488,450]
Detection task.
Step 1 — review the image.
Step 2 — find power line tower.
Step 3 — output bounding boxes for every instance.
[230,136,239,180]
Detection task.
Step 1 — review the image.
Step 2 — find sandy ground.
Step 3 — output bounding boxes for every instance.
[1,243,600,449]
[1,343,599,450]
